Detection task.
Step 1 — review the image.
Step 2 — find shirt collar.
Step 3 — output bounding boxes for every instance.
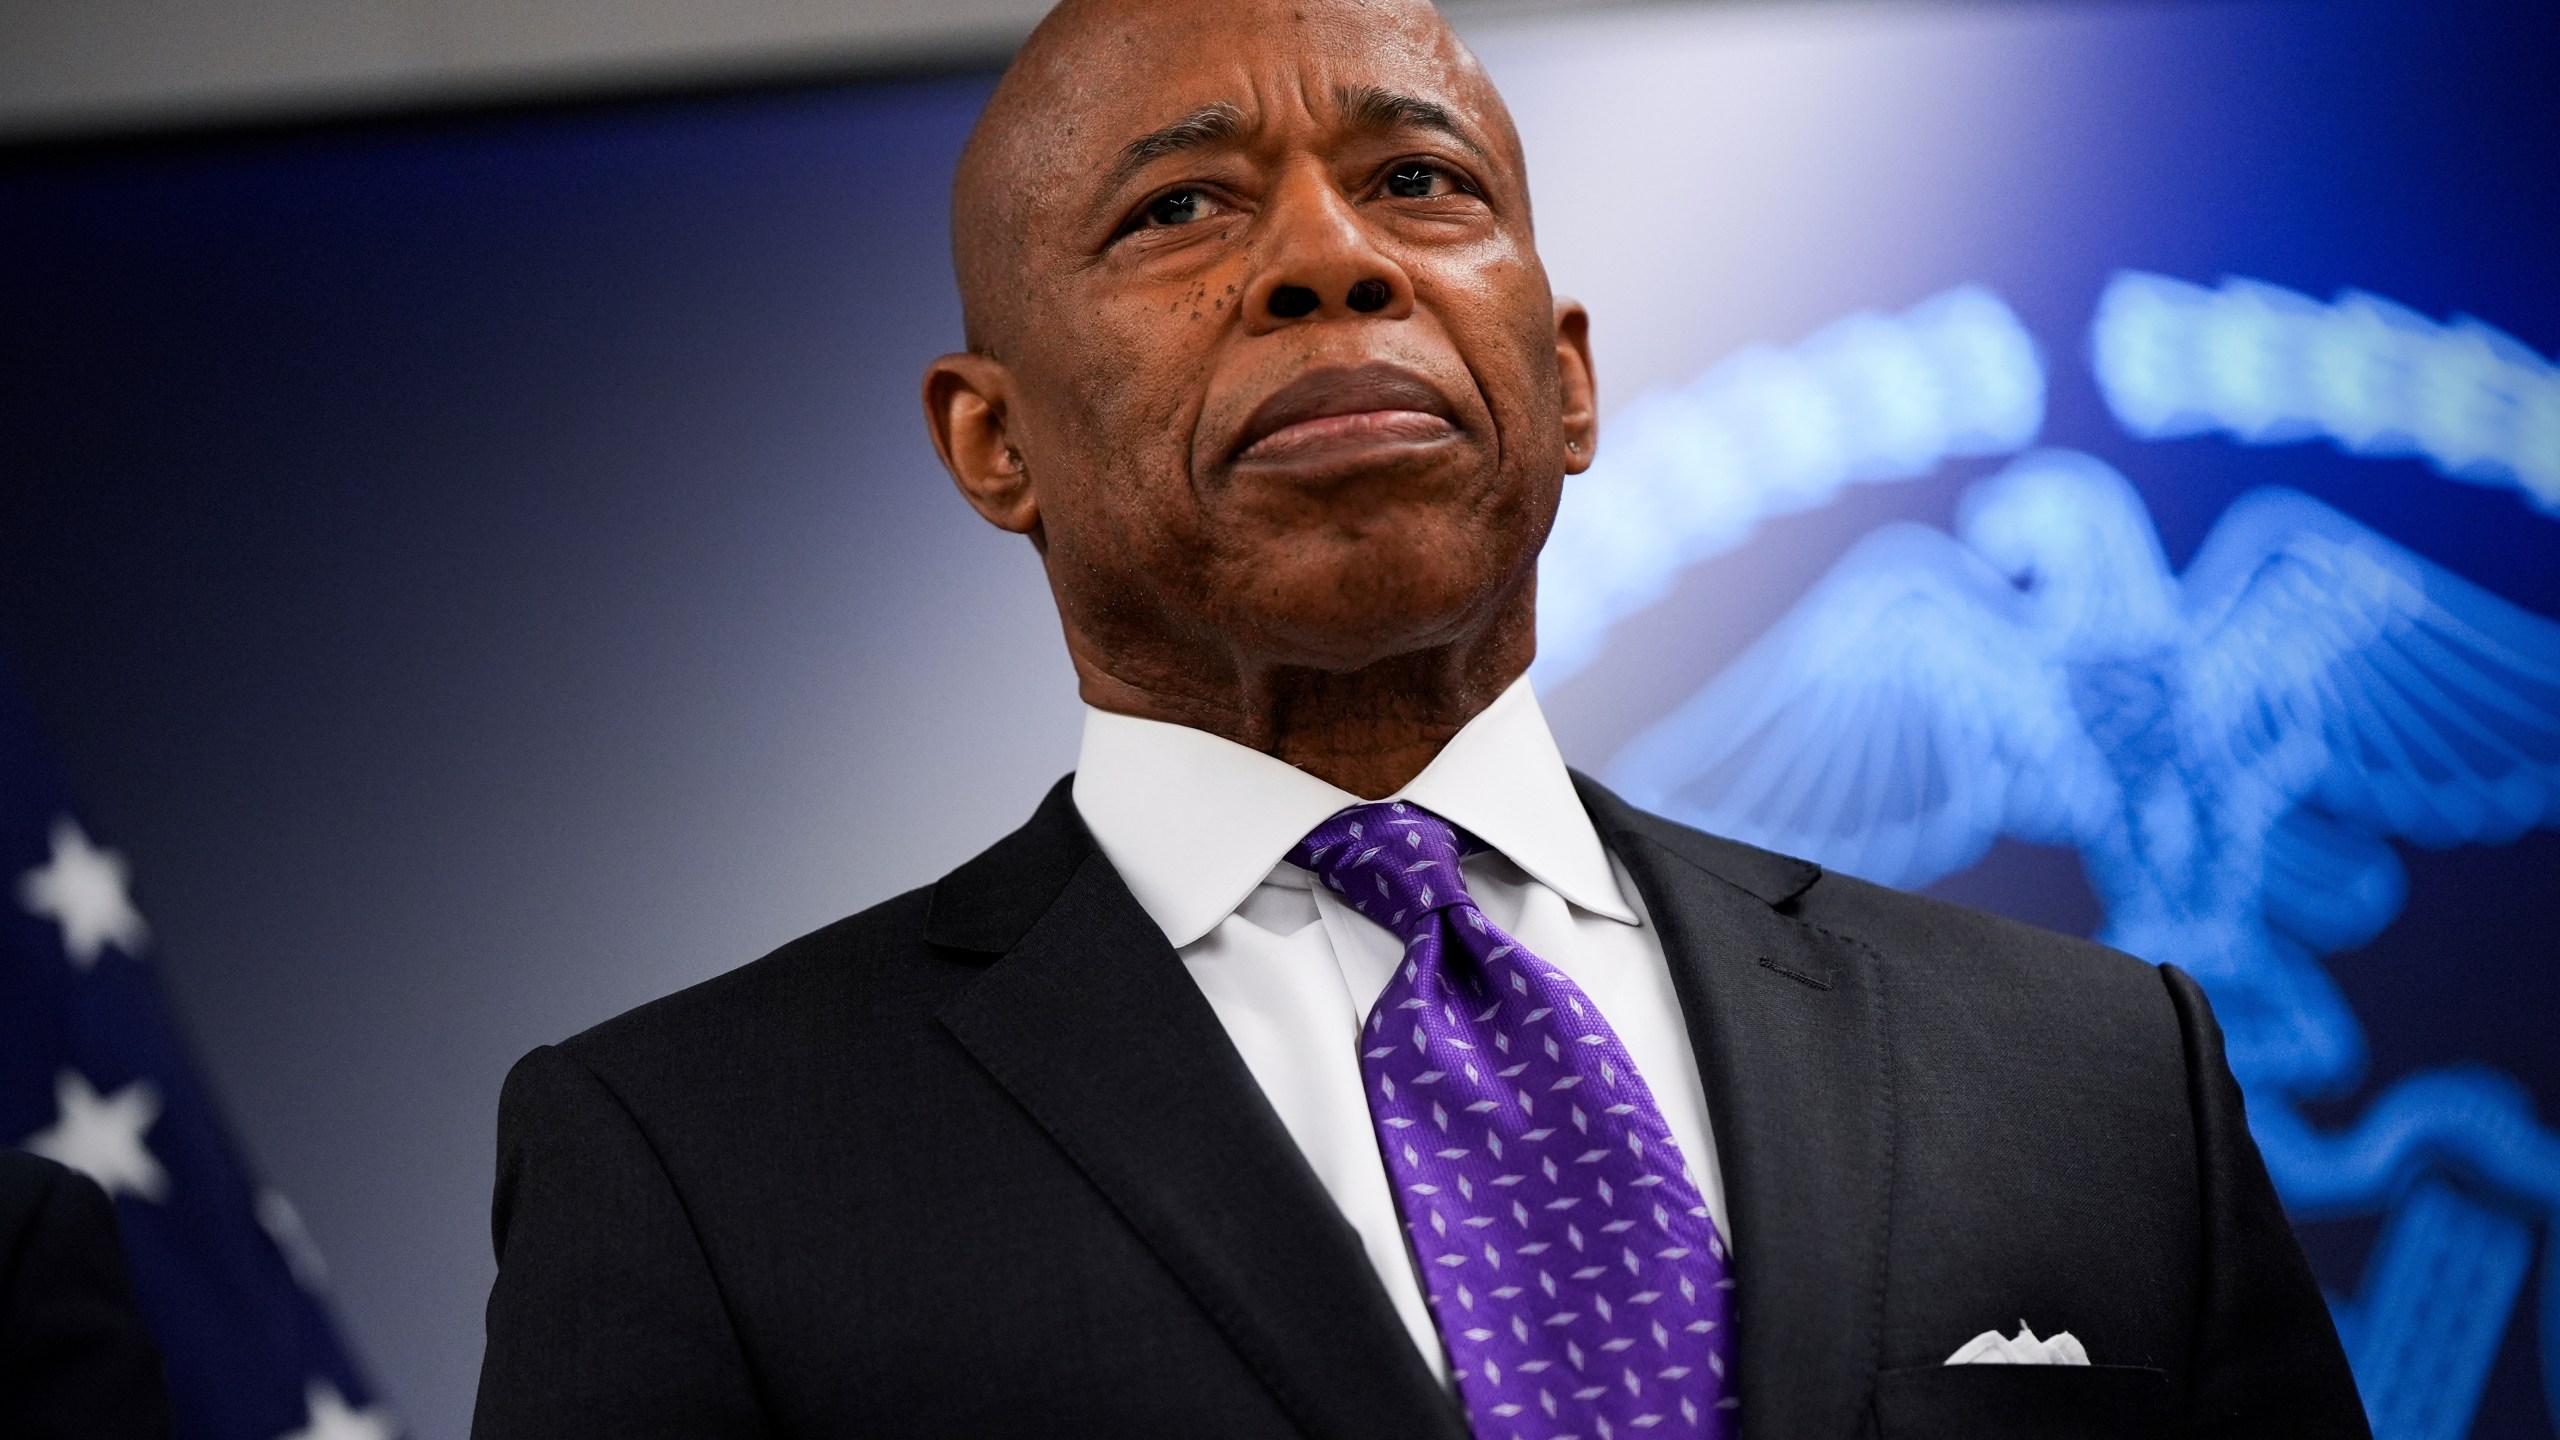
[1072,674,1639,948]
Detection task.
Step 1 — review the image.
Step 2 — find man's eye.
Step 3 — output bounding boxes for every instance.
[1144,190,1207,227]
[1384,163,1455,199]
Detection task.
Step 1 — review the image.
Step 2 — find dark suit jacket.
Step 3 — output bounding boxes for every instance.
[473,776,2367,1440]
[0,1149,172,1440]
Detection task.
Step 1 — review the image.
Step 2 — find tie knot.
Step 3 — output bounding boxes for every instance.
[1287,801,1476,939]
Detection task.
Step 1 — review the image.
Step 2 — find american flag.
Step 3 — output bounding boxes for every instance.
[0,663,394,1440]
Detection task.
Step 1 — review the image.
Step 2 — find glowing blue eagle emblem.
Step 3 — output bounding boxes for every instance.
[1542,274,2560,1438]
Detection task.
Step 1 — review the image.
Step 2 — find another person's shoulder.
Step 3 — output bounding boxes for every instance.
[0,1147,100,1249]
[0,1145,60,1222]
[0,1150,174,1440]
[0,1149,136,1278]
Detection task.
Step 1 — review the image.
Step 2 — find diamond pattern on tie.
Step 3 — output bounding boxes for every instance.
[1292,802,1737,1440]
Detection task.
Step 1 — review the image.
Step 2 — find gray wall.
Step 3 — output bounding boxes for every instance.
[0,0,1558,138]
[0,0,1046,137]
[1,66,1076,1431]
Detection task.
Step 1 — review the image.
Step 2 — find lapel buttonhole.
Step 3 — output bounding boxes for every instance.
[1757,955,1835,991]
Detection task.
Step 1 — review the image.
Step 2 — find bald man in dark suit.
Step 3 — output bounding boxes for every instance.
[473,1,2369,1435]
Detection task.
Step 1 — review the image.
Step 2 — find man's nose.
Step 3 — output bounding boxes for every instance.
[1244,167,1413,330]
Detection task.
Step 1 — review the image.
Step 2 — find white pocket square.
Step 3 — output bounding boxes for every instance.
[1945,1321,2090,1366]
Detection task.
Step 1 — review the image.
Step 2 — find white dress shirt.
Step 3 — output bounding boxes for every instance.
[1071,676,1731,1380]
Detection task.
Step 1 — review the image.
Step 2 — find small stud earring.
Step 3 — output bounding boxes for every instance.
[1566,440,1580,453]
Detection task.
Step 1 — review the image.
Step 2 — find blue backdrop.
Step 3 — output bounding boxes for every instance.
[1,0,2552,1434]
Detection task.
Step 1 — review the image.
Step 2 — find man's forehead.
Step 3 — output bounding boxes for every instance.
[1013,0,1496,161]
[950,0,1517,347]
[1033,0,1461,77]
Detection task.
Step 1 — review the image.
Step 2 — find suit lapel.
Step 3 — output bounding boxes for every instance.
[930,782,1469,1440]
[1577,776,1895,1440]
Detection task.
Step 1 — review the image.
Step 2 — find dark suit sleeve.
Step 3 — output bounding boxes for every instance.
[0,1153,172,1440]
[2160,964,2370,1439]
[472,1045,770,1439]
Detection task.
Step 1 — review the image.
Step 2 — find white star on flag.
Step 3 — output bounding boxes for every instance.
[279,1380,398,1440]
[23,1068,168,1201]
[18,816,149,969]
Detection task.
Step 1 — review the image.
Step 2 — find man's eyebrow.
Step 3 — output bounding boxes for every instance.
[1336,85,1482,158]
[1106,101,1249,194]
[1101,88,1483,202]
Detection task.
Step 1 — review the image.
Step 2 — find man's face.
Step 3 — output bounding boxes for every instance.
[933,0,1594,686]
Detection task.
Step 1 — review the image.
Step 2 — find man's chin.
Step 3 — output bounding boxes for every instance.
[1222,554,1534,675]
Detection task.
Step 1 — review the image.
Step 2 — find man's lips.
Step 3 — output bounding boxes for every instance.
[1232,364,1458,467]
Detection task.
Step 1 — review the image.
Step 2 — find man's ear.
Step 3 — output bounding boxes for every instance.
[1553,299,1597,475]
[923,351,1039,534]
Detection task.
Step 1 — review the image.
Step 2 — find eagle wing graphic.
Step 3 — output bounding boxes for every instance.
[2176,488,2560,959]
[1604,522,2114,888]
[2181,488,2560,841]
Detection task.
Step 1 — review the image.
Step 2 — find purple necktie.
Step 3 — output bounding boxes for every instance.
[1290,801,1738,1440]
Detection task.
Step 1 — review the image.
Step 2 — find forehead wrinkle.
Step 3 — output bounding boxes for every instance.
[1105,100,1250,197]
[1333,83,1483,160]
[1120,101,1248,167]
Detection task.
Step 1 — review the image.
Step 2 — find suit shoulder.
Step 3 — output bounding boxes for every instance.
[514,781,1090,1132]
[1584,776,2170,1035]
[549,882,947,1083]
[1783,866,2187,1084]
[1793,865,2157,996]
[1587,773,2158,1004]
